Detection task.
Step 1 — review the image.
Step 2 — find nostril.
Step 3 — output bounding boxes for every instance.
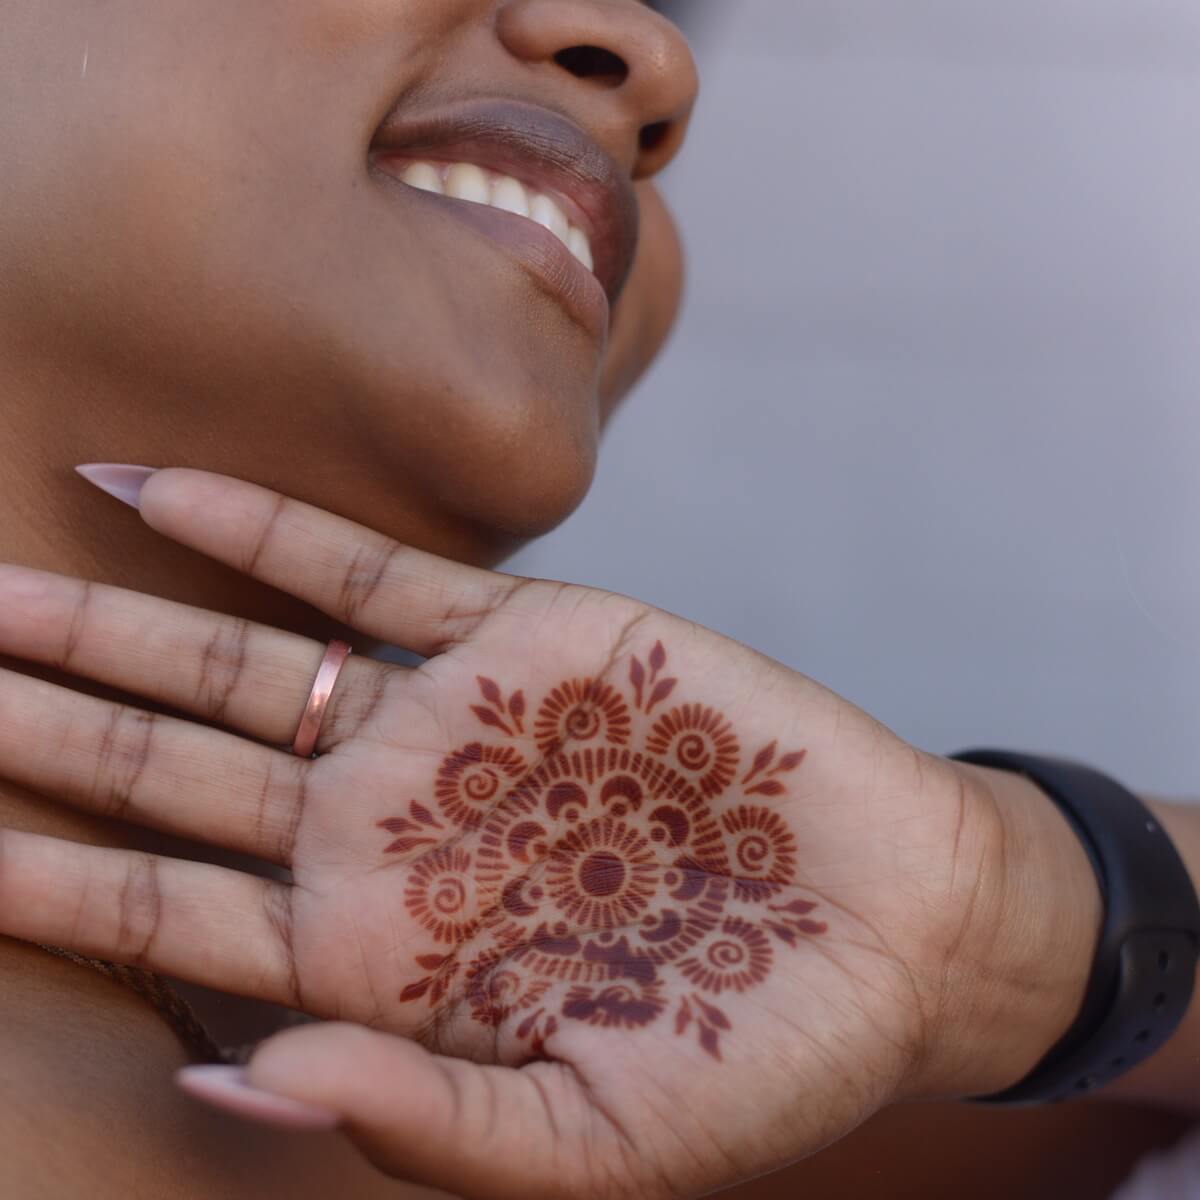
[639,121,670,153]
[554,46,629,87]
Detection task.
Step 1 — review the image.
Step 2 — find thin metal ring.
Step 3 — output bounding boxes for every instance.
[291,640,352,758]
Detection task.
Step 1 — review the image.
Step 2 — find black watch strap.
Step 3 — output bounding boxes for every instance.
[949,749,1200,1105]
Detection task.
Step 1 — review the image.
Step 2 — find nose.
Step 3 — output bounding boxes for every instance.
[495,0,699,180]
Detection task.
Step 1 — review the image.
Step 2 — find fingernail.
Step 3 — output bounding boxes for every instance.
[75,463,159,510]
[175,1065,341,1132]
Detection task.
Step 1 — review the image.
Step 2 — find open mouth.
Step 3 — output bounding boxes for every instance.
[377,159,595,274]
[368,99,639,333]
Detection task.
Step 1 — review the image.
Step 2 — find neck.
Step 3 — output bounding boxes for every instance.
[4,356,346,637]
[0,380,353,856]
[2,443,335,641]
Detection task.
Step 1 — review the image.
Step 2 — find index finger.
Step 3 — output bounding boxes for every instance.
[128,469,521,657]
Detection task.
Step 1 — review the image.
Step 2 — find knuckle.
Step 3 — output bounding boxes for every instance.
[260,884,301,1007]
[440,575,534,647]
[113,853,162,966]
[57,580,94,673]
[257,755,307,864]
[336,537,399,625]
[192,619,250,720]
[245,493,289,576]
[94,707,156,819]
[193,618,252,722]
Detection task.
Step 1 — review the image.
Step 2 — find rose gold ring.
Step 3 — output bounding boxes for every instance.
[292,639,352,758]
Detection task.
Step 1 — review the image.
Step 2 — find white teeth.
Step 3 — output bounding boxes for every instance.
[395,159,595,277]
[445,162,490,204]
[567,226,594,271]
[402,162,443,195]
[530,193,570,243]
[491,175,531,218]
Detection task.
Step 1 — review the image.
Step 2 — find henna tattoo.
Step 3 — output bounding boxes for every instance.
[645,703,740,798]
[405,846,479,945]
[378,641,827,1061]
[435,743,526,831]
[721,805,797,902]
[533,678,631,755]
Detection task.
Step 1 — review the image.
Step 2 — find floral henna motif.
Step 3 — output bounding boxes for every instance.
[405,846,479,945]
[645,703,740,797]
[435,742,527,831]
[378,640,828,1061]
[464,953,552,1027]
[533,678,632,755]
[677,916,773,994]
[721,805,798,902]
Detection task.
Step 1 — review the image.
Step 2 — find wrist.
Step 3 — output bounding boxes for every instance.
[905,760,1103,1101]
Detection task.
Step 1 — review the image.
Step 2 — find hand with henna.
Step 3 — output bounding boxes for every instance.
[0,469,1103,1200]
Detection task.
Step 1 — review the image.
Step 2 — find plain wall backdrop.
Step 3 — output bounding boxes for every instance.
[505,0,1200,795]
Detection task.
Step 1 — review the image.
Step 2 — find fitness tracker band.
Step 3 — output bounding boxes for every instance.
[948,749,1200,1105]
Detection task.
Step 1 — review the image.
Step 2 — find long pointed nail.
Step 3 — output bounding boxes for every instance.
[176,1065,341,1132]
[75,463,158,510]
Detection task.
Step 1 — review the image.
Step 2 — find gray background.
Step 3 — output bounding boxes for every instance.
[507,1,1200,795]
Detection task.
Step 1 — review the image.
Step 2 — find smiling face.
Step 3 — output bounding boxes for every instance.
[0,0,696,559]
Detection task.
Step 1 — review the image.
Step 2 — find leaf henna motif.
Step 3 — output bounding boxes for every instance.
[743,741,777,785]
[743,743,808,795]
[378,798,445,855]
[645,677,678,715]
[649,641,667,677]
[774,750,808,775]
[382,639,827,1064]
[745,779,786,798]
[472,705,513,735]
[630,657,646,709]
[472,676,520,735]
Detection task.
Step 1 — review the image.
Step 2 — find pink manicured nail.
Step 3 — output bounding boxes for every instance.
[175,1065,341,1132]
[75,463,158,510]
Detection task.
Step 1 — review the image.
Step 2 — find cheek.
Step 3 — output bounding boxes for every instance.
[598,182,685,424]
[0,4,607,544]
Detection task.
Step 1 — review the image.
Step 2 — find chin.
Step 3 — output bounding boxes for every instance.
[355,359,602,544]
[441,400,600,540]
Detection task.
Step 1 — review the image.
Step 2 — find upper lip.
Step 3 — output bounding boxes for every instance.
[369,98,639,305]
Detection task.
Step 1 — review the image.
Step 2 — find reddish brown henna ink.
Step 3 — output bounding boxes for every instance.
[378,641,827,1061]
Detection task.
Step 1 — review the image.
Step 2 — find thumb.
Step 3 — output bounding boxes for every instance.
[176,1022,623,1199]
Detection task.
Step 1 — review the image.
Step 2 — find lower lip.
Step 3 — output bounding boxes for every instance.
[371,163,610,337]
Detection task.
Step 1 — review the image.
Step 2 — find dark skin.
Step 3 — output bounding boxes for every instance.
[0,2,1188,1197]
[0,1,690,1195]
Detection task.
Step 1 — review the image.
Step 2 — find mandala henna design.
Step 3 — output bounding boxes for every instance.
[545,816,660,928]
[380,640,827,1061]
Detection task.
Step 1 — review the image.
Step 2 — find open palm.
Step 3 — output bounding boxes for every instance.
[0,470,986,1199]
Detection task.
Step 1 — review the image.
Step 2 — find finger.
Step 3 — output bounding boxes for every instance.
[136,469,518,656]
[0,667,305,863]
[179,1024,632,1200]
[0,564,388,751]
[0,828,298,1006]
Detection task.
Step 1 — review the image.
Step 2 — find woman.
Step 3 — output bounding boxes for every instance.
[0,3,1195,1198]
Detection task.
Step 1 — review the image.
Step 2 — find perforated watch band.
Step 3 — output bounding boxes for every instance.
[949,749,1200,1105]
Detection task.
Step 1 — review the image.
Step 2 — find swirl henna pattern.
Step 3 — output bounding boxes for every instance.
[379,642,828,1061]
